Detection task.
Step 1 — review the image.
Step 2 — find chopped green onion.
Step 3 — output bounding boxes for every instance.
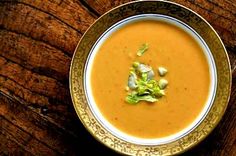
[137,43,149,56]
[126,92,158,104]
[133,62,140,68]
[126,62,168,104]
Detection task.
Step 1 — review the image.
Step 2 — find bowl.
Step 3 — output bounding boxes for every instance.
[70,1,231,155]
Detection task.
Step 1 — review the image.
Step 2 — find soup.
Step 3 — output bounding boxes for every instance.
[90,20,210,139]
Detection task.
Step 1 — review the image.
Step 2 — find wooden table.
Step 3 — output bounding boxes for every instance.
[0,0,235,155]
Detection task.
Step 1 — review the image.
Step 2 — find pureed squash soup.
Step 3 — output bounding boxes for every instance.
[87,15,215,141]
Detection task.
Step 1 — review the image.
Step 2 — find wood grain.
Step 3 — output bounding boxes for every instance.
[0,0,235,155]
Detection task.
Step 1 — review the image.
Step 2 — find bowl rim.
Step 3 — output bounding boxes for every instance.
[84,13,218,145]
[69,0,232,155]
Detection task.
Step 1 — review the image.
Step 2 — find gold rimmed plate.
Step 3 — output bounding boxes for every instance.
[69,1,231,155]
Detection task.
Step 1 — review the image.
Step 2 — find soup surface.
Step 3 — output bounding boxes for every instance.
[90,20,210,139]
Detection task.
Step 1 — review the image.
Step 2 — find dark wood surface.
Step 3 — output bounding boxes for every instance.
[0,0,235,155]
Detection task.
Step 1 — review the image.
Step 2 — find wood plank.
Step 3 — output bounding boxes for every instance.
[0,94,119,155]
[1,117,59,156]
[0,29,71,82]
[0,94,77,155]
[0,132,33,156]
[0,56,69,106]
[3,0,97,32]
[82,0,132,15]
[0,2,81,55]
[0,54,81,138]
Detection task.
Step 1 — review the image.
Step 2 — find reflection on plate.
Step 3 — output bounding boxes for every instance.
[70,1,231,155]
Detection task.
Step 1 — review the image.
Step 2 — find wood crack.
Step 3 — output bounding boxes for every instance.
[1,130,38,156]
[0,1,83,35]
[0,53,67,89]
[225,0,236,8]
[0,73,71,112]
[2,116,64,156]
[79,0,100,17]
[0,26,72,58]
[190,1,236,24]
[0,73,49,103]
[0,87,27,106]
[0,130,37,156]
[206,0,236,17]
[0,92,80,147]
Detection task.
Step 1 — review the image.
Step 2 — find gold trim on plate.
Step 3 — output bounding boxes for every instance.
[69,1,231,155]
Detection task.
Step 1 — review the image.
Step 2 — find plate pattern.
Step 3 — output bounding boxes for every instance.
[70,1,231,155]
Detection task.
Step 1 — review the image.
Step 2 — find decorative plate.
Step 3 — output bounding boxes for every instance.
[70,1,231,155]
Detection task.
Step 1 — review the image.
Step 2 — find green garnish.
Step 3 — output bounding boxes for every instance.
[133,61,140,68]
[137,43,149,56]
[125,43,168,104]
[126,92,158,104]
[126,61,167,104]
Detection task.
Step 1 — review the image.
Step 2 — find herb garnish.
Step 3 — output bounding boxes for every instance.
[126,62,167,104]
[125,44,169,104]
[137,43,149,56]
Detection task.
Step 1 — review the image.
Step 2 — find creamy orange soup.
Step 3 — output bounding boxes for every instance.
[90,20,210,139]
